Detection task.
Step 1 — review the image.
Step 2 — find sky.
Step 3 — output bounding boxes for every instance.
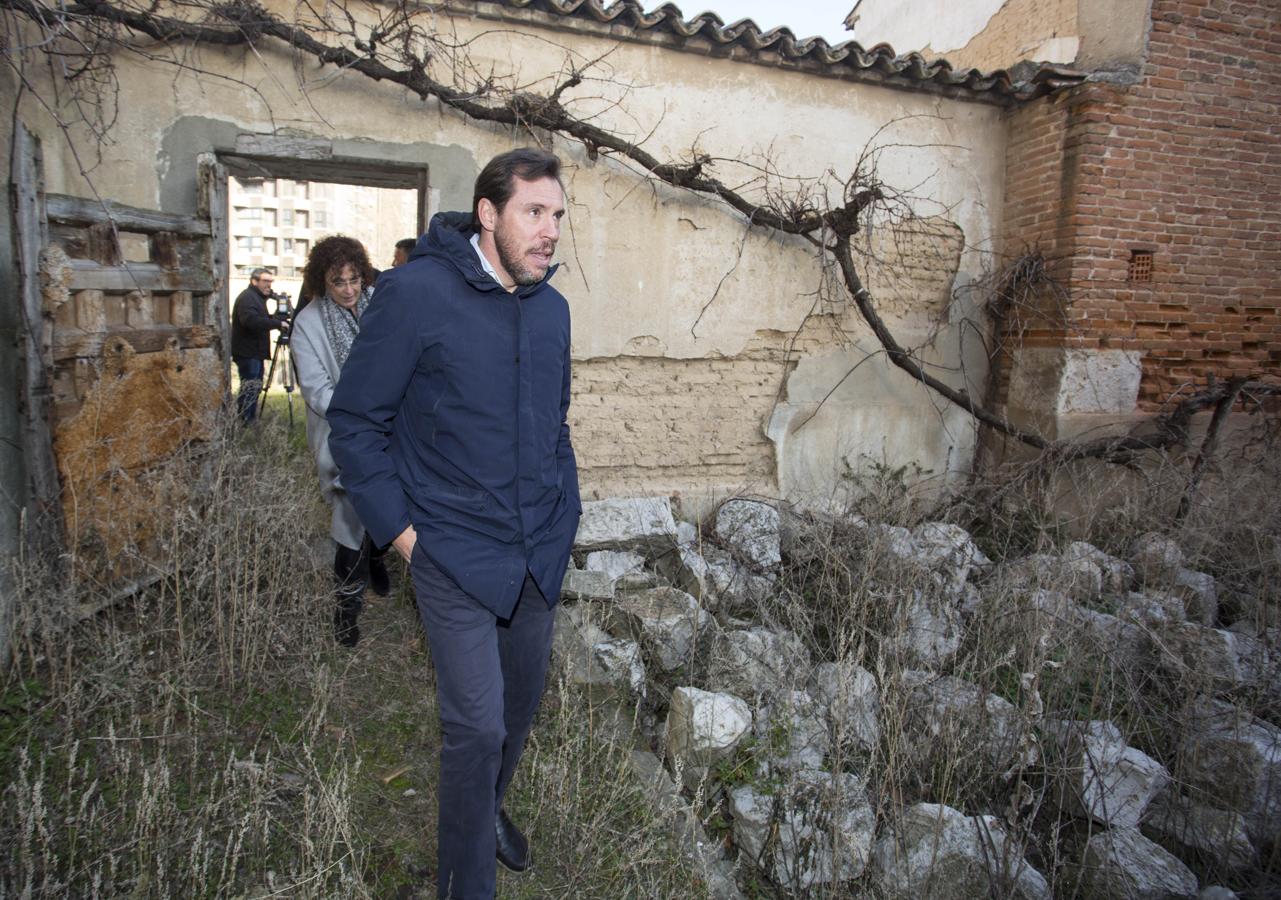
[626,1,856,44]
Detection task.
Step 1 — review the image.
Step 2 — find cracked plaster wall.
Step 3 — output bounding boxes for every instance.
[3,1,1006,512]
[852,0,1149,73]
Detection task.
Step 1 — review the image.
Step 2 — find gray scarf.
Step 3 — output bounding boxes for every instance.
[319,288,371,369]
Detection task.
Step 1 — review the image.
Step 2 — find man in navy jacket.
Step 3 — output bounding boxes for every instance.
[328,148,580,899]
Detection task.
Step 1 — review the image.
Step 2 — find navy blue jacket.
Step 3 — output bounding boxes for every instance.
[327,212,581,617]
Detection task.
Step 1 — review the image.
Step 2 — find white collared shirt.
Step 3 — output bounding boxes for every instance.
[469,233,504,287]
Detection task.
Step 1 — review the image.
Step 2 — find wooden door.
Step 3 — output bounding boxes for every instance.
[14,125,226,589]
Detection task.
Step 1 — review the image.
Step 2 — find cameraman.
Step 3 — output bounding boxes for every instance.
[231,267,290,424]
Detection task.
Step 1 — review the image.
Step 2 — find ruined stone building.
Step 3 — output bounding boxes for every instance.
[1,0,1277,600]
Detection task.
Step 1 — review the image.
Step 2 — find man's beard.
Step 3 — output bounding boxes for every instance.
[495,226,553,287]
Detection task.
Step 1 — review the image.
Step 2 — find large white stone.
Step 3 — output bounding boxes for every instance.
[1047,720,1169,827]
[881,589,963,668]
[1161,623,1253,688]
[1070,606,1151,667]
[1065,541,1136,594]
[715,499,782,570]
[702,546,775,611]
[1130,532,1185,587]
[552,604,625,700]
[665,686,752,770]
[901,671,1038,773]
[1180,704,1281,847]
[1198,887,1240,900]
[1142,792,1256,872]
[705,627,809,698]
[871,802,1050,899]
[729,770,875,891]
[575,496,678,550]
[753,689,829,774]
[811,661,880,753]
[674,520,699,546]
[654,543,714,601]
[591,638,646,697]
[1018,588,1076,646]
[1078,827,1198,900]
[999,553,1102,604]
[911,521,991,572]
[1173,568,1219,626]
[561,567,615,601]
[1057,348,1143,414]
[613,587,710,672]
[869,524,922,569]
[584,549,646,582]
[1226,621,1280,693]
[1117,590,1187,628]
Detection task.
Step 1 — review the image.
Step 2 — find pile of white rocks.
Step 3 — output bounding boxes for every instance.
[555,496,1280,899]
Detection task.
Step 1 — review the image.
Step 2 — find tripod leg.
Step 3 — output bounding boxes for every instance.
[260,338,285,419]
[283,344,295,429]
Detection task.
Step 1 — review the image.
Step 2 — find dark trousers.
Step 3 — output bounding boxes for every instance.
[233,356,263,424]
[410,548,556,900]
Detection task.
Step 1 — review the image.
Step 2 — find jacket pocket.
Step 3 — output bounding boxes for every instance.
[418,477,491,511]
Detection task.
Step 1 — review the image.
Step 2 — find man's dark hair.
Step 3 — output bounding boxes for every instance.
[395,237,416,253]
[301,235,377,302]
[471,148,562,231]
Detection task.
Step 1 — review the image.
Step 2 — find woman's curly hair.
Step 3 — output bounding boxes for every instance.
[300,234,378,302]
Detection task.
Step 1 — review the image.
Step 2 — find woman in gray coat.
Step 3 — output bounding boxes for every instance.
[290,235,387,646]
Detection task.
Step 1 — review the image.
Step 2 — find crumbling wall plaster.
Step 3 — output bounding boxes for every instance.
[853,0,1079,70]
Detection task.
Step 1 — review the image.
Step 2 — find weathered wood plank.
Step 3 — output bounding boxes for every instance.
[153,231,180,269]
[235,133,334,159]
[46,194,212,237]
[87,222,122,266]
[198,154,230,362]
[52,324,219,361]
[12,124,68,583]
[66,260,215,293]
[219,153,424,190]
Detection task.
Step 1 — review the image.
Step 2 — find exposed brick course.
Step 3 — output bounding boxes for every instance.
[999,0,1281,411]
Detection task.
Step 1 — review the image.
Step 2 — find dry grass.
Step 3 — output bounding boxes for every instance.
[0,410,704,899]
[3,403,1279,898]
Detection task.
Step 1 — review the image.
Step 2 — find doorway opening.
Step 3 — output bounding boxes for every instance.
[211,152,429,412]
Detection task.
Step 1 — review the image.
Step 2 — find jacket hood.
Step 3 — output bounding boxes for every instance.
[411,210,558,295]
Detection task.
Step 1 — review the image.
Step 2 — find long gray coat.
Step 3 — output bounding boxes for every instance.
[290,295,368,551]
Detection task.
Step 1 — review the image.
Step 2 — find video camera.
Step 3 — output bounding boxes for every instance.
[269,290,293,342]
[268,289,293,317]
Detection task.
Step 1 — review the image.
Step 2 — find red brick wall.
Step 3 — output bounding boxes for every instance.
[999,0,1281,411]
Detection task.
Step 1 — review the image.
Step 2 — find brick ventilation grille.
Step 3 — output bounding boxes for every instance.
[1127,250,1153,283]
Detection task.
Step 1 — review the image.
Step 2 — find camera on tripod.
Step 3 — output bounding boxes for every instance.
[261,289,298,425]
[268,290,293,343]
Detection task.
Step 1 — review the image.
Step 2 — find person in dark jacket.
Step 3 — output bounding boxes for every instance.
[391,236,416,267]
[328,148,580,900]
[230,268,289,423]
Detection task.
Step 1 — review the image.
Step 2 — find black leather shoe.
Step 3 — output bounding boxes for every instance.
[369,555,390,597]
[495,809,529,872]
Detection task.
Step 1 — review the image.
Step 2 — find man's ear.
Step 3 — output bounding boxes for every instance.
[477,197,498,233]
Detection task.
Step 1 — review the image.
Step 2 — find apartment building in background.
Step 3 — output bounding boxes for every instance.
[228,177,418,308]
